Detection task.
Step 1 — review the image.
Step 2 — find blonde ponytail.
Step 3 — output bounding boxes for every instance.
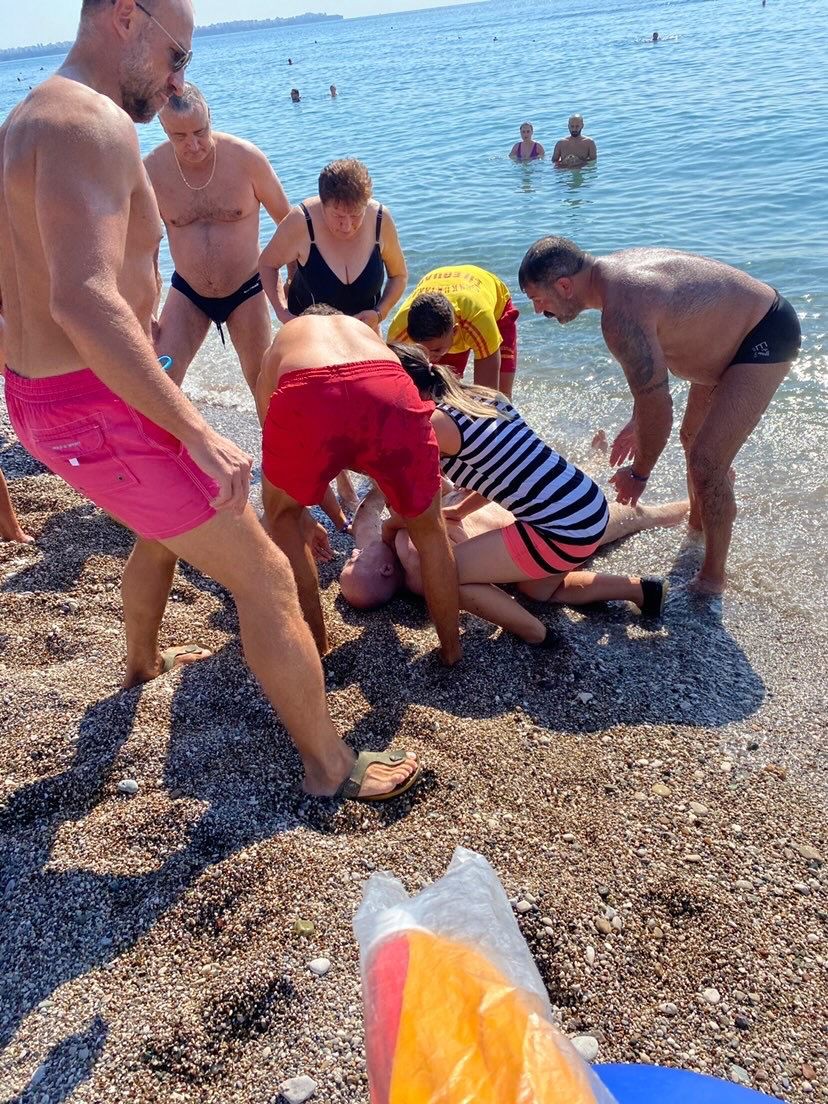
[389,342,513,422]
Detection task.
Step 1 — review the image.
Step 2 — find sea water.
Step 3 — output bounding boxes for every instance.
[1,0,826,615]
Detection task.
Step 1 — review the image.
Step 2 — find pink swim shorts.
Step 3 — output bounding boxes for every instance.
[4,366,218,541]
[500,520,603,579]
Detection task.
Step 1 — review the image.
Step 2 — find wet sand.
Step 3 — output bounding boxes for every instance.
[1,404,826,1103]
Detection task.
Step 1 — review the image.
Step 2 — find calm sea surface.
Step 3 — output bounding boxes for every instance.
[2,0,826,614]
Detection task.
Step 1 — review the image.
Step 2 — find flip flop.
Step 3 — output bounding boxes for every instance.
[336,749,422,803]
[640,577,668,617]
[161,645,212,673]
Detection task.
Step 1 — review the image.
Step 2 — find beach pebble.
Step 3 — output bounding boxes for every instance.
[735,1015,752,1030]
[729,1065,750,1086]
[279,1075,318,1103]
[651,783,672,798]
[515,899,534,914]
[293,919,315,938]
[702,987,722,1005]
[117,779,139,796]
[30,1065,46,1088]
[796,844,821,862]
[659,1002,679,1017]
[308,958,331,977]
[794,882,811,895]
[577,692,594,704]
[60,599,80,614]
[585,946,596,966]
[689,801,708,815]
[571,1035,600,1062]
[595,917,613,935]
[562,833,575,843]
[735,880,755,892]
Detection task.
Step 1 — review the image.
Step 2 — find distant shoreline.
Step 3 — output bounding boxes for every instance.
[0,13,344,63]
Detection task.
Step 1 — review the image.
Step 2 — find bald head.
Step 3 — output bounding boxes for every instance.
[568,114,584,136]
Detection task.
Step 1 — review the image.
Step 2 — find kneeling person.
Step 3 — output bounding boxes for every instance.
[257,307,461,664]
[387,264,519,397]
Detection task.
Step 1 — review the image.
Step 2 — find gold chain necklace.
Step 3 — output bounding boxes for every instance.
[174,143,217,191]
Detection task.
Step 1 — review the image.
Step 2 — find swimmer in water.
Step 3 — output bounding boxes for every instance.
[552,114,597,168]
[509,122,545,162]
[652,31,659,42]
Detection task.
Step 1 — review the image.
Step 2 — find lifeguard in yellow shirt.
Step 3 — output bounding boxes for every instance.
[387,264,519,397]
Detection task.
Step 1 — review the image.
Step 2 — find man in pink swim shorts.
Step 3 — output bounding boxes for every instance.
[0,0,421,804]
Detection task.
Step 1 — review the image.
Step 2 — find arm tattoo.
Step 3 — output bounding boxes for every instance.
[607,313,666,394]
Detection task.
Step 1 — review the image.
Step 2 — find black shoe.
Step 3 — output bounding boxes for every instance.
[640,577,668,617]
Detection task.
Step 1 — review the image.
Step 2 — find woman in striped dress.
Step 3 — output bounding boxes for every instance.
[387,344,666,643]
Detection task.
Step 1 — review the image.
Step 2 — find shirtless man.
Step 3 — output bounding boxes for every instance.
[255,307,460,664]
[518,237,802,594]
[145,82,290,398]
[0,313,33,542]
[0,0,420,803]
[552,115,597,168]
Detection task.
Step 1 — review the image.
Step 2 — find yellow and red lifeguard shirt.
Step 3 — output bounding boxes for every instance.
[388,265,512,360]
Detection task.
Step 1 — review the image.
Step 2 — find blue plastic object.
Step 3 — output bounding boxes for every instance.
[158,355,174,373]
[596,1063,779,1102]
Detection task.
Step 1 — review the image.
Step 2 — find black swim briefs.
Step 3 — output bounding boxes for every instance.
[728,291,801,367]
[170,271,264,345]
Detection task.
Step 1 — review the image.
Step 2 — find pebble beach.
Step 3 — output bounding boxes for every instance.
[2,400,827,1104]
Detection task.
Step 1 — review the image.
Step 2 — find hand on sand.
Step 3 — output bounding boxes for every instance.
[609,420,637,466]
[610,465,647,506]
[309,521,334,562]
[187,430,252,515]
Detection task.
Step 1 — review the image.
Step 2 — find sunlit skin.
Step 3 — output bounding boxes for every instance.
[161,102,214,164]
[510,122,544,160]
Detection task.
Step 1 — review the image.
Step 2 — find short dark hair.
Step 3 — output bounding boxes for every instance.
[81,0,112,12]
[406,292,455,342]
[518,237,588,291]
[318,159,372,207]
[301,303,342,317]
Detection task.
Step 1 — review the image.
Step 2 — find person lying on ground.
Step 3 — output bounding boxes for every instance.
[341,460,688,642]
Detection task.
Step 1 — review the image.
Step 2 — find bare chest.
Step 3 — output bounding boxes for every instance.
[162,173,257,229]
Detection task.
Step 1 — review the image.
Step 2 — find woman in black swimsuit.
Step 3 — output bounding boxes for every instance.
[260,158,407,332]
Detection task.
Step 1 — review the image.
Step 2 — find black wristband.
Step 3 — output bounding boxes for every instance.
[630,468,650,482]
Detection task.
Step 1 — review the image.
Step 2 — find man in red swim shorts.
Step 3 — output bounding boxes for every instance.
[257,307,461,663]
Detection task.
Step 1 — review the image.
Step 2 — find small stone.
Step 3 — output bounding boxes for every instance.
[702,987,722,1005]
[659,1002,679,1017]
[308,958,331,977]
[610,915,624,931]
[730,1065,750,1086]
[279,1075,318,1103]
[794,882,812,895]
[597,885,611,898]
[684,854,702,863]
[562,833,575,843]
[30,1066,46,1088]
[60,599,80,614]
[735,879,755,892]
[651,783,672,798]
[571,1035,600,1063]
[802,1063,817,1081]
[689,801,708,815]
[577,692,594,704]
[797,844,822,862]
[595,917,613,935]
[293,919,315,938]
[515,899,534,914]
[117,779,139,796]
[585,946,596,966]
[735,1015,751,1030]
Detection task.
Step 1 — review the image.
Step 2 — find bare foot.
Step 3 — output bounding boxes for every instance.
[591,429,608,453]
[335,471,360,516]
[122,644,212,689]
[685,572,726,596]
[0,526,35,544]
[303,750,420,799]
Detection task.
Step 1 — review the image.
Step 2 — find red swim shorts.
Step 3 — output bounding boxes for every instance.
[441,298,520,379]
[4,366,219,541]
[262,359,441,518]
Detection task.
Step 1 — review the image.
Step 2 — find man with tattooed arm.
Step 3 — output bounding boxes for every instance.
[518,238,801,595]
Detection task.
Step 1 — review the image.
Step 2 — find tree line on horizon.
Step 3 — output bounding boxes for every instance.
[1,12,343,63]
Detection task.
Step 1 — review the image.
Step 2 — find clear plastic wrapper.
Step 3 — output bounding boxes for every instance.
[354,847,617,1104]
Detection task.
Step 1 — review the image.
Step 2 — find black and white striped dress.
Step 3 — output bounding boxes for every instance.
[438,397,609,568]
